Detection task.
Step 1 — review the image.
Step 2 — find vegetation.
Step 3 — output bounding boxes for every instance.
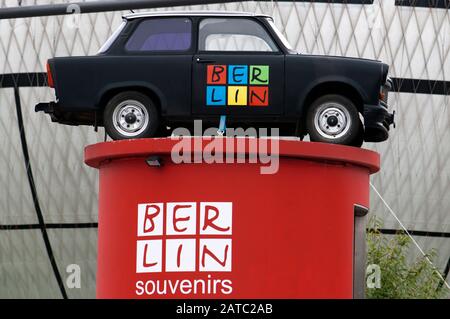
[366,217,449,299]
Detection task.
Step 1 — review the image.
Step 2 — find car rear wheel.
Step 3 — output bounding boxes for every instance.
[306,94,361,146]
[104,91,159,140]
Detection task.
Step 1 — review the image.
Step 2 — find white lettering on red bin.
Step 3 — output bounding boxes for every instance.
[136,202,232,274]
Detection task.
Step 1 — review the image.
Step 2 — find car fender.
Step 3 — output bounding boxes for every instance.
[96,81,167,112]
[297,76,369,114]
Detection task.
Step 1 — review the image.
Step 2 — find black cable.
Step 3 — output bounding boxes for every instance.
[0,0,247,19]
[0,223,98,230]
[13,86,68,299]
[368,228,450,238]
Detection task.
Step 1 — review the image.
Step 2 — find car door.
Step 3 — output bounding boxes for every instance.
[119,17,194,118]
[192,17,285,117]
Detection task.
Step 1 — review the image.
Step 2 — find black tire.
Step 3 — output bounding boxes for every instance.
[350,120,364,147]
[306,94,361,146]
[103,91,159,140]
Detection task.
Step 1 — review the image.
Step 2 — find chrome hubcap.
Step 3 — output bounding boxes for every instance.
[112,100,149,137]
[314,103,351,139]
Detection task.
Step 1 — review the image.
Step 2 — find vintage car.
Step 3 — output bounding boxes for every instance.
[36,11,394,146]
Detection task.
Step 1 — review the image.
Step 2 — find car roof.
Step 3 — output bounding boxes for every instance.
[123,10,272,20]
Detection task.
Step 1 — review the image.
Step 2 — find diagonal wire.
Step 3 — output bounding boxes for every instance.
[370,182,450,290]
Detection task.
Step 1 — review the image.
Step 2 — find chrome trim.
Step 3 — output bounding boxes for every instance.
[385,76,393,90]
[123,10,272,20]
[97,21,126,54]
[381,77,391,104]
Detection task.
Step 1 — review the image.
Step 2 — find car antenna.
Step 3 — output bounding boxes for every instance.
[130,9,135,13]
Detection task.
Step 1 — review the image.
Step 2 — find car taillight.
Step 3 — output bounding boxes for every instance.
[46,61,54,88]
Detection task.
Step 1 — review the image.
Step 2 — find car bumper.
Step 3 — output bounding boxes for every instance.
[363,101,395,142]
[35,101,60,122]
[36,102,98,127]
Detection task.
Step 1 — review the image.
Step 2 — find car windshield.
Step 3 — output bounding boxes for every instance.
[266,18,294,52]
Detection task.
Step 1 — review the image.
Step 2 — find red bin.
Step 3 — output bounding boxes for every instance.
[84,138,379,299]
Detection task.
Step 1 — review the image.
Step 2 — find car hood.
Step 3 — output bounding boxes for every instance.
[295,53,381,64]
[290,53,389,82]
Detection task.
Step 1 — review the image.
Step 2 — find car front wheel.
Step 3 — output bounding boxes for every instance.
[103,91,159,140]
[306,94,361,146]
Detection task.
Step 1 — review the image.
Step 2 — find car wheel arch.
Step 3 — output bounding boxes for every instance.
[97,83,165,117]
[301,81,366,113]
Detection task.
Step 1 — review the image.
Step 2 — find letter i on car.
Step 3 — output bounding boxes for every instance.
[36,11,395,146]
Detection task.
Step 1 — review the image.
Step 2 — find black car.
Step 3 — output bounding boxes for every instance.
[36,11,394,146]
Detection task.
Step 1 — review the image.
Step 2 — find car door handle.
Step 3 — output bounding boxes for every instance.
[196,58,216,64]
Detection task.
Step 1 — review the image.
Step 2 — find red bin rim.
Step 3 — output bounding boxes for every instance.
[84,137,380,174]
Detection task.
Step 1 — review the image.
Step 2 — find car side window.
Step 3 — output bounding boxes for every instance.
[125,18,192,52]
[198,18,278,52]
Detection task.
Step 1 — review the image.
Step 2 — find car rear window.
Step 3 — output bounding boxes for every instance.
[125,18,192,52]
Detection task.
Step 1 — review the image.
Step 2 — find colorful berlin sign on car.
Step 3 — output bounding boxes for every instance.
[206,65,269,107]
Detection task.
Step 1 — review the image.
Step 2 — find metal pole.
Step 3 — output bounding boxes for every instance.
[0,0,248,19]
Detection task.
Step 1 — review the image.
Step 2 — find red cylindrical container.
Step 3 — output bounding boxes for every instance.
[85,138,379,299]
